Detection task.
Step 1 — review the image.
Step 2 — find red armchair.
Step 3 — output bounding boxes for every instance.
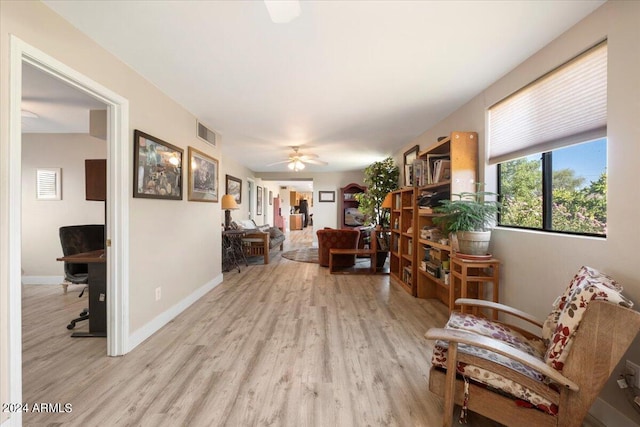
[316,228,360,267]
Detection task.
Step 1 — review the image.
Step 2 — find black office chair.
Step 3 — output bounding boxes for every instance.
[59,225,105,330]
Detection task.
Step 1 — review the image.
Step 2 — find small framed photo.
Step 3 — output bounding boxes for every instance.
[226,174,242,204]
[133,130,183,200]
[269,190,273,205]
[319,191,335,202]
[188,146,218,202]
[403,145,419,187]
[257,186,263,215]
[404,145,419,165]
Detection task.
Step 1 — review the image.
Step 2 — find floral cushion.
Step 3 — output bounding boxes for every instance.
[431,312,556,414]
[541,266,622,345]
[544,279,633,371]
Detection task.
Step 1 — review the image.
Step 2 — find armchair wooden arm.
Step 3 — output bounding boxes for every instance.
[455,298,544,328]
[243,230,269,243]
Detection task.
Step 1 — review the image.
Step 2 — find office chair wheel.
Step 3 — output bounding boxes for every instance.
[67,321,76,330]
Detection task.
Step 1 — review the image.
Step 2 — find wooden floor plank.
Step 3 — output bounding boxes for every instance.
[22,226,501,426]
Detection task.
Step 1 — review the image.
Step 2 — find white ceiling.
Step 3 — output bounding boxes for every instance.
[22,62,106,133]
[38,0,604,173]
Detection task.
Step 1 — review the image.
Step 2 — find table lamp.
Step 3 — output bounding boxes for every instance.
[381,193,393,209]
[221,194,239,230]
[381,193,393,228]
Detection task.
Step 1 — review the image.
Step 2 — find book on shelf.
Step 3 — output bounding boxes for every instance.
[412,159,427,187]
[432,159,451,183]
[404,164,413,187]
[425,154,449,184]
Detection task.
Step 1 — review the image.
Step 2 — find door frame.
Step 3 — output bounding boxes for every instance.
[6,36,130,423]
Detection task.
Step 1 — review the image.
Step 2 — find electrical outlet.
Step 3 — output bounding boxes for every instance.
[626,360,640,388]
[155,287,162,301]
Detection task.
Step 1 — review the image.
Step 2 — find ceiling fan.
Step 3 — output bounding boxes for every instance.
[267,146,328,171]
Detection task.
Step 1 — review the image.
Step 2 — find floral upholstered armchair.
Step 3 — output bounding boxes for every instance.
[425,266,640,427]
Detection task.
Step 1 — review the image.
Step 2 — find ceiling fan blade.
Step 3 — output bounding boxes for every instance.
[266,159,291,166]
[304,159,328,166]
[298,153,319,160]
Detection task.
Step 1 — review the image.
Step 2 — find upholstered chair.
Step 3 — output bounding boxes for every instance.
[316,228,360,267]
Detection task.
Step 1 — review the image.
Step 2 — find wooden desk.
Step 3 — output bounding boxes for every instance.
[57,249,106,337]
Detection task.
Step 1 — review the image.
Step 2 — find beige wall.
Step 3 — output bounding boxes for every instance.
[21,133,107,279]
[396,1,640,423]
[1,1,224,420]
[220,154,255,225]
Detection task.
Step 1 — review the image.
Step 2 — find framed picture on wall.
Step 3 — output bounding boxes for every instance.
[257,185,263,215]
[133,129,183,200]
[225,174,242,204]
[188,146,218,202]
[318,191,335,202]
[269,190,273,205]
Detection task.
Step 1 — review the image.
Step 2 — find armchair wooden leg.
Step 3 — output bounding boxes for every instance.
[443,342,458,427]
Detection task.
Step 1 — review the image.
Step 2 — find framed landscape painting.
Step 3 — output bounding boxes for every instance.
[133,130,183,200]
[226,174,242,204]
[188,146,218,202]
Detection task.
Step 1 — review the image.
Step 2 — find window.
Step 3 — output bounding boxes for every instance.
[498,138,606,236]
[491,41,607,237]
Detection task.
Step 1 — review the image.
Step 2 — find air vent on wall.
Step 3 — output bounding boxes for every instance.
[197,120,217,146]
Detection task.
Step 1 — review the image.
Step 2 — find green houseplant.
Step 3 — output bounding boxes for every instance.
[433,189,501,255]
[354,157,399,267]
[354,157,399,228]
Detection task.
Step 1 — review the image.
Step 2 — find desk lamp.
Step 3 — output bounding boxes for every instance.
[221,194,239,230]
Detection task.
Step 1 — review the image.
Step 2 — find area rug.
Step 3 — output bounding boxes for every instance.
[281,248,319,264]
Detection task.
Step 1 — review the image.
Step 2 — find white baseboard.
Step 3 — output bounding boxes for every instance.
[21,275,63,285]
[590,396,640,427]
[127,274,223,352]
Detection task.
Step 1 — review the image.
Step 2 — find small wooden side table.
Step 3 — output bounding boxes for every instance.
[450,256,500,320]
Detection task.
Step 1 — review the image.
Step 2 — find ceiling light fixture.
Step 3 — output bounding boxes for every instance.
[288,159,305,171]
[264,0,300,24]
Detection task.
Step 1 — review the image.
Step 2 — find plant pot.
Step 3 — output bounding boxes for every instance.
[455,231,491,255]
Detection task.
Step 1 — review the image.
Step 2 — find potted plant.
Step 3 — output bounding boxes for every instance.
[433,189,501,256]
[354,157,399,267]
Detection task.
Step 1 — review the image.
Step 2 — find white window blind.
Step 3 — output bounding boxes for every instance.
[488,41,607,164]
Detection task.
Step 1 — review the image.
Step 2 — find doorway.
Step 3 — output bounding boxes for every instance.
[6,36,130,419]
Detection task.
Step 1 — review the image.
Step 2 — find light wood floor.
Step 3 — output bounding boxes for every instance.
[22,227,501,427]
